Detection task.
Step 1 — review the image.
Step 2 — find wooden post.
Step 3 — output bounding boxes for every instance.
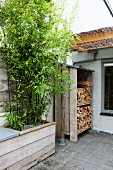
[55,95,62,138]
[70,68,77,142]
[64,91,70,135]
[64,67,70,135]
[60,94,66,139]
[61,66,69,139]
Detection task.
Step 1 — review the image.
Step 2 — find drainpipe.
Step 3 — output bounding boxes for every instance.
[91,53,96,60]
[73,50,98,64]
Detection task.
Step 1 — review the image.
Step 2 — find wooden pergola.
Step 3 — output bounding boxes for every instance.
[73,27,113,52]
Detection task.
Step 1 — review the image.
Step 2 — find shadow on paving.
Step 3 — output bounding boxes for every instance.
[30,132,113,170]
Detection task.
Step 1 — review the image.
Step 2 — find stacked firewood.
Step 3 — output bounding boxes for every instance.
[77,81,92,105]
[77,106,92,134]
[78,81,92,87]
[77,81,92,134]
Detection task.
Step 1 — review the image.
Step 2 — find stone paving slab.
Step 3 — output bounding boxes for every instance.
[30,132,113,170]
[0,127,19,142]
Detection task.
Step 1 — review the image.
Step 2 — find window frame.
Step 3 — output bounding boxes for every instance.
[101,59,113,114]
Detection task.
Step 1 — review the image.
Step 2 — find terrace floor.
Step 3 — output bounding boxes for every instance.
[30,131,113,170]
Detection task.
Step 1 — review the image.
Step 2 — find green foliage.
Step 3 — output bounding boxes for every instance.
[1,102,24,130]
[0,0,77,130]
[3,113,24,131]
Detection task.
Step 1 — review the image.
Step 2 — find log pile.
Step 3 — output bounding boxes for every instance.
[78,81,92,87]
[77,81,92,134]
[77,81,92,105]
[77,105,92,134]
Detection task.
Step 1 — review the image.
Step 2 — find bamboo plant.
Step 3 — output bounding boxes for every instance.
[0,0,77,130]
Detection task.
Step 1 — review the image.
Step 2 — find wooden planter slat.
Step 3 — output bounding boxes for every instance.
[0,122,56,170]
[7,144,55,170]
[0,134,54,170]
[19,122,56,135]
[0,124,55,157]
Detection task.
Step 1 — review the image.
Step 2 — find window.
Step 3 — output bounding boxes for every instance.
[104,63,113,110]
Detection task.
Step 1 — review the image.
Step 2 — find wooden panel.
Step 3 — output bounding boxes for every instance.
[76,30,113,44]
[19,121,56,135]
[55,95,62,138]
[7,144,55,170]
[0,134,55,170]
[64,68,70,135]
[70,68,77,142]
[0,124,56,157]
[64,91,70,135]
[20,149,55,170]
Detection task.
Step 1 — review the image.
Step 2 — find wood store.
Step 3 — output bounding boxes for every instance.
[55,26,113,142]
[55,65,94,142]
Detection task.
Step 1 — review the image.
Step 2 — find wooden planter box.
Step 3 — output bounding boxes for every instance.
[0,122,56,170]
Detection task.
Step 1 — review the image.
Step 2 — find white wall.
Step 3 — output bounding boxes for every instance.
[72,48,113,63]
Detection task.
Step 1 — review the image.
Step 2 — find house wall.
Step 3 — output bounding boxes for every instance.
[0,57,9,126]
[72,48,113,63]
[72,48,113,134]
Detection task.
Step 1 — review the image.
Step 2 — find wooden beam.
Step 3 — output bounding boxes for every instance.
[64,68,70,135]
[70,68,77,142]
[72,45,88,52]
[75,30,113,44]
[77,45,113,52]
[77,38,113,47]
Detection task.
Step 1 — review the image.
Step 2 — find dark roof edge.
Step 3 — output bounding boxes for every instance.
[66,64,95,72]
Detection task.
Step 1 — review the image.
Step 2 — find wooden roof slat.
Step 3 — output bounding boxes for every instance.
[73,26,113,51]
[77,45,113,52]
[75,30,113,44]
